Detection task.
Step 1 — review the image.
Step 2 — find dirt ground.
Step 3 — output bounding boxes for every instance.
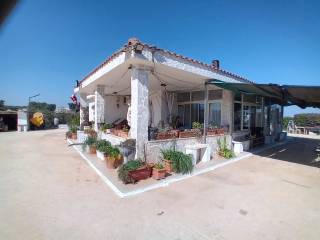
[1,129,320,240]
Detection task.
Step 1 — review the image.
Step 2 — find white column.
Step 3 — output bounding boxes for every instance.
[79,93,88,127]
[130,67,149,160]
[94,85,105,131]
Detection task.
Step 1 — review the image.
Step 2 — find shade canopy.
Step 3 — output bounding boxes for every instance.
[208,80,320,108]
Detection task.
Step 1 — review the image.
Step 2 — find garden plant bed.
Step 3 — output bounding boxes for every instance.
[67,138,253,198]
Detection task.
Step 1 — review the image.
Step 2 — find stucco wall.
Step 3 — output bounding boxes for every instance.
[104,96,128,124]
[145,135,232,163]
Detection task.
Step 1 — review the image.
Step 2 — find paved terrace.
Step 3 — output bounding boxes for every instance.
[1,129,320,240]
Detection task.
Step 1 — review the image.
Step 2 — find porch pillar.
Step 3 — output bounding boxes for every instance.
[130,67,149,160]
[94,85,105,131]
[203,82,209,143]
[79,93,89,129]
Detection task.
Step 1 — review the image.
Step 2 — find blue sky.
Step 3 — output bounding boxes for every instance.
[0,0,319,116]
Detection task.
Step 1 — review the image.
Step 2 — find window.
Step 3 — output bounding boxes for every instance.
[191,104,199,123]
[191,103,204,123]
[191,91,204,101]
[177,90,222,129]
[243,105,250,130]
[234,103,241,131]
[177,92,190,102]
[208,90,223,100]
[209,102,221,126]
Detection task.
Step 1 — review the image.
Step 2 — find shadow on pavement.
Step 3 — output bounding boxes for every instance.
[252,137,320,168]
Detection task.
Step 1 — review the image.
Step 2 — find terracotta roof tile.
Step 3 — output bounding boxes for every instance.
[79,38,253,86]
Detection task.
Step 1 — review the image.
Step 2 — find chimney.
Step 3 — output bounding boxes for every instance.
[212,60,220,69]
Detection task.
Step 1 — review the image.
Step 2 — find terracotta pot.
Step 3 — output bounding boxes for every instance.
[152,168,166,180]
[88,145,96,154]
[156,132,175,140]
[118,130,129,138]
[71,133,77,140]
[106,155,123,169]
[163,159,173,173]
[179,131,200,138]
[106,156,116,169]
[128,165,152,183]
[66,132,72,139]
[216,128,224,135]
[170,130,180,138]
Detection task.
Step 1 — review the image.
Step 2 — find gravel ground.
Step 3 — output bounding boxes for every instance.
[1,129,320,240]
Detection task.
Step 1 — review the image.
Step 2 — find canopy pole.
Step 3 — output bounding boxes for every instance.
[203,82,209,143]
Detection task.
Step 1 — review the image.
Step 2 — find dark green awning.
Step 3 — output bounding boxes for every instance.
[208,80,320,108]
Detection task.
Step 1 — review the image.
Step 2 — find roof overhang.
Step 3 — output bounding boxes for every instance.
[208,80,320,108]
[75,38,252,94]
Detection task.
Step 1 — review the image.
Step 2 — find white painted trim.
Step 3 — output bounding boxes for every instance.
[67,139,125,198]
[81,52,126,88]
[68,139,254,198]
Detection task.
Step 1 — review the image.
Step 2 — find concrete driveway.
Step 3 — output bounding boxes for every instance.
[1,129,320,240]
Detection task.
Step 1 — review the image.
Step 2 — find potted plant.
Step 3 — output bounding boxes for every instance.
[65,131,72,139]
[192,121,203,130]
[84,128,97,138]
[152,162,166,180]
[128,162,152,183]
[156,129,176,140]
[217,136,235,159]
[118,125,129,138]
[82,136,97,154]
[118,160,144,184]
[179,129,201,138]
[70,125,77,140]
[161,148,175,173]
[96,139,111,160]
[100,123,112,134]
[161,148,193,174]
[105,145,123,169]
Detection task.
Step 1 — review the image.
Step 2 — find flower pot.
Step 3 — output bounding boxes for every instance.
[128,165,152,183]
[216,128,224,135]
[163,159,173,173]
[179,131,200,138]
[106,155,123,169]
[156,132,175,140]
[171,130,180,138]
[71,133,77,140]
[106,156,116,169]
[87,145,96,154]
[118,130,128,138]
[152,168,166,180]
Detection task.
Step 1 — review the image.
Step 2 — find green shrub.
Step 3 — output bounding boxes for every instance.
[96,139,111,152]
[82,136,97,151]
[217,136,235,159]
[154,162,164,169]
[118,160,144,183]
[107,145,121,158]
[69,125,77,133]
[171,151,193,174]
[192,121,203,129]
[100,123,112,131]
[161,148,193,174]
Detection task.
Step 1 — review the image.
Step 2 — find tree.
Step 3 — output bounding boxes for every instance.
[294,113,320,127]
[283,116,293,130]
[0,100,5,110]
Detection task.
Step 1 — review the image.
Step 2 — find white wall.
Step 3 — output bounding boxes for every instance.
[104,95,128,124]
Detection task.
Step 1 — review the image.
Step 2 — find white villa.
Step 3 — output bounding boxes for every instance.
[74,38,286,162]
